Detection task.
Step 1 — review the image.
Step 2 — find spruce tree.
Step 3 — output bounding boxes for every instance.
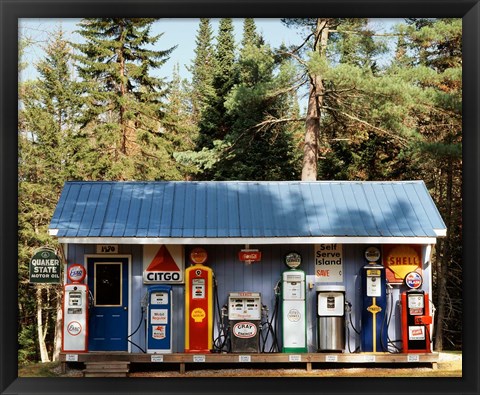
[217,19,301,180]
[189,18,216,121]
[73,18,178,180]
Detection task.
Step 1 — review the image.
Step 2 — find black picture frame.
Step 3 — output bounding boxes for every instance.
[1,1,478,394]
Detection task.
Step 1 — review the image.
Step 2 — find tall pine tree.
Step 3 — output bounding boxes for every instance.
[73,18,178,180]
[189,18,216,121]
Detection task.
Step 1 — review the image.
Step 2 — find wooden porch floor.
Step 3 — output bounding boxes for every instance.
[60,351,439,376]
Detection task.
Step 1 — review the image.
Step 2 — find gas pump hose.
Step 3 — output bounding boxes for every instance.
[127,308,146,353]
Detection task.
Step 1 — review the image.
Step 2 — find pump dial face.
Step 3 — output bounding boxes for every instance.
[285,252,302,269]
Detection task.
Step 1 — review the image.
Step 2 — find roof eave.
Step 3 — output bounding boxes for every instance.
[53,235,441,245]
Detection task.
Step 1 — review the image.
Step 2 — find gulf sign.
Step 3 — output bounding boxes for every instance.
[143,245,184,284]
[383,244,422,284]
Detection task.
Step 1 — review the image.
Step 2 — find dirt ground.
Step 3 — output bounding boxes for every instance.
[54,352,461,378]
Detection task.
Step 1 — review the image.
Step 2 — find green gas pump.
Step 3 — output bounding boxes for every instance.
[281,252,307,353]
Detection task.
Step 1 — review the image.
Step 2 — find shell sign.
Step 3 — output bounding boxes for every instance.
[383,245,422,284]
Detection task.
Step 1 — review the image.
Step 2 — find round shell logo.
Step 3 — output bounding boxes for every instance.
[233,322,257,338]
[287,308,301,322]
[191,307,206,323]
[67,264,86,283]
[67,321,82,336]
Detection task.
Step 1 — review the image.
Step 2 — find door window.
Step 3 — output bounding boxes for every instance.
[94,263,122,306]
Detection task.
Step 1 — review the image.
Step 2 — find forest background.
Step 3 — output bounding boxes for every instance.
[17,17,462,364]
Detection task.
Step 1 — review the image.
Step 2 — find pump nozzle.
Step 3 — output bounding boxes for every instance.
[345,300,352,313]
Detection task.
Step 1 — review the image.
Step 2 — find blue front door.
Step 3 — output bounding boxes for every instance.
[87,257,129,351]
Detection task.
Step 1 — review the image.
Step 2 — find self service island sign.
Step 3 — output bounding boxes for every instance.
[29,247,61,283]
[315,244,343,283]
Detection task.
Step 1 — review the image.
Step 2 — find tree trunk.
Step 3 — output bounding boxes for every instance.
[434,159,453,351]
[36,286,50,363]
[301,19,329,181]
[52,286,63,361]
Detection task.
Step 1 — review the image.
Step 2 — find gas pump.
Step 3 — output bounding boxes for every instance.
[281,252,307,353]
[184,248,214,353]
[361,247,387,352]
[316,285,345,352]
[228,292,262,353]
[146,285,173,353]
[401,272,432,353]
[62,283,89,352]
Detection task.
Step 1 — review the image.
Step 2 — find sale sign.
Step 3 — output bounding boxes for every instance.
[315,244,343,283]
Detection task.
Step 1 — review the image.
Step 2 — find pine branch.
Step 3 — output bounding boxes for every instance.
[321,105,410,146]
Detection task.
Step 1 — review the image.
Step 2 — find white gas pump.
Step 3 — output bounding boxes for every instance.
[281,252,307,353]
[316,285,345,352]
[228,292,262,353]
[62,283,89,352]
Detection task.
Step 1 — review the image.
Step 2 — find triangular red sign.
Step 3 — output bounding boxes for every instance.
[146,245,180,272]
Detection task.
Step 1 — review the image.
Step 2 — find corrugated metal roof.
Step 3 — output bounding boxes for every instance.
[49,181,446,241]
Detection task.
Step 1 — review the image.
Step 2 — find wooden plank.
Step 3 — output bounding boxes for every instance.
[62,352,440,367]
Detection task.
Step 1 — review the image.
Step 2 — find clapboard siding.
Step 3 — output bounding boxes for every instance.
[65,243,430,353]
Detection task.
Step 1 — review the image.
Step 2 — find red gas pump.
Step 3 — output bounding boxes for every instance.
[401,290,432,353]
[184,248,214,353]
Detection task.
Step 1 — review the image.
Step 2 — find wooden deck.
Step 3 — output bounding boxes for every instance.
[60,351,439,376]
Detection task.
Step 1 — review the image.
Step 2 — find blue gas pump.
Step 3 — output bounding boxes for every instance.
[361,262,387,352]
[146,285,173,353]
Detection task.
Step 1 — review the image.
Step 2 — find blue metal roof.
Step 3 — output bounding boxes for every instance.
[49,181,446,240]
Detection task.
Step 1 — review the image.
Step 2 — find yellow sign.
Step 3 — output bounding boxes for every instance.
[383,245,422,283]
[366,269,381,276]
[367,304,382,314]
[191,308,206,323]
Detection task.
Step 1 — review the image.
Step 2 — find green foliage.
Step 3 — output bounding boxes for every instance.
[73,18,181,180]
[18,18,463,362]
[180,19,302,180]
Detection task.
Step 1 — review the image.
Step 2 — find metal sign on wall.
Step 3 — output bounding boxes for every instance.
[143,245,184,284]
[314,244,343,283]
[383,244,422,283]
[29,247,61,284]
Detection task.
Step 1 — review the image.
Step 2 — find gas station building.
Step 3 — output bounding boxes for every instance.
[49,180,446,373]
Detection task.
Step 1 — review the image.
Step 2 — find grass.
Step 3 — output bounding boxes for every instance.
[18,361,62,377]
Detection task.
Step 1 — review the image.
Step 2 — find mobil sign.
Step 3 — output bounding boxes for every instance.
[143,245,184,284]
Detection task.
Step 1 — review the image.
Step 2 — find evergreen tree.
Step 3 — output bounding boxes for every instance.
[73,18,178,180]
[18,29,80,363]
[242,18,262,48]
[281,18,393,180]
[189,18,216,121]
[195,18,237,152]
[215,20,301,180]
[397,18,462,351]
[164,64,199,179]
[177,18,302,180]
